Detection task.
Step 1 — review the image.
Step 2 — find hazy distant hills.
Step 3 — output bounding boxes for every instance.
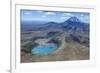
[21,16,89,32]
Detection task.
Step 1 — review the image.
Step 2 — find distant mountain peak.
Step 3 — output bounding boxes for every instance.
[46,22,58,24]
[67,17,80,23]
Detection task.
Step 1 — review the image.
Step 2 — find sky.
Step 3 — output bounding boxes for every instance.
[21,9,90,23]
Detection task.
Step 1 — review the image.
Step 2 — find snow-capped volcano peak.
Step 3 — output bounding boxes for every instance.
[67,17,80,23]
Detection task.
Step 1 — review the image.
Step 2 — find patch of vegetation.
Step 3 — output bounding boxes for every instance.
[65,35,73,42]
[70,34,89,47]
[47,31,62,39]
[48,37,62,47]
[70,34,80,43]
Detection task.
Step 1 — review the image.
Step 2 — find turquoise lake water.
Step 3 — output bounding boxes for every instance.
[31,43,57,55]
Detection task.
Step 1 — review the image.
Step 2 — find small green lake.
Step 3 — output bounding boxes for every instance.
[31,43,58,55]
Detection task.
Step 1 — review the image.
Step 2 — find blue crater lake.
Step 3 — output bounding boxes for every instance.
[31,43,58,55]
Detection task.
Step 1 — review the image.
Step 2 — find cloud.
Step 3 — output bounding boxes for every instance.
[78,15,89,23]
[60,16,69,19]
[62,13,73,17]
[41,15,47,18]
[60,13,73,19]
[36,11,44,13]
[80,14,85,17]
[45,12,56,15]
[24,12,32,15]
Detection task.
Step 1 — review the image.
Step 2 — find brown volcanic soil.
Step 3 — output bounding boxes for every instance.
[21,31,89,63]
